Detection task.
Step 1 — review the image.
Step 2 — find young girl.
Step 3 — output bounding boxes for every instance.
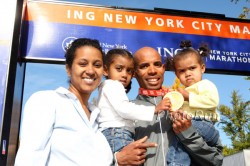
[97,48,171,153]
[166,40,221,166]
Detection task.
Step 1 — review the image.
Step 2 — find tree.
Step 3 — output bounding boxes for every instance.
[222,146,238,156]
[231,0,249,3]
[238,7,250,19]
[171,77,185,90]
[231,0,250,19]
[217,90,250,156]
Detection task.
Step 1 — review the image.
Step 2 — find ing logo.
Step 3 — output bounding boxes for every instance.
[62,37,77,52]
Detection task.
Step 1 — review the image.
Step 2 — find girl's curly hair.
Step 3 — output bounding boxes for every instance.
[166,40,210,71]
[180,40,192,49]
[198,42,210,57]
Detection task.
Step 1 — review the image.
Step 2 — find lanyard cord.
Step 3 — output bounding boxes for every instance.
[153,97,166,166]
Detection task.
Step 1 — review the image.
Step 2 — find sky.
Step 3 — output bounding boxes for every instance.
[21,0,250,147]
[61,0,249,18]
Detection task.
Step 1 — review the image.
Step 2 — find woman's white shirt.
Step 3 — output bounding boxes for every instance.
[15,87,113,166]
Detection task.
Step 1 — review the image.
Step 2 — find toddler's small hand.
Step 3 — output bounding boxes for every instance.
[155,97,171,114]
[177,88,189,101]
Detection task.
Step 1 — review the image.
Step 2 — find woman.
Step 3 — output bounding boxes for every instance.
[15,38,156,165]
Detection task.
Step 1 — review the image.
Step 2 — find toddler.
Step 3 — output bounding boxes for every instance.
[166,40,221,166]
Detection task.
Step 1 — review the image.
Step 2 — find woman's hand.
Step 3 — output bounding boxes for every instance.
[116,136,157,166]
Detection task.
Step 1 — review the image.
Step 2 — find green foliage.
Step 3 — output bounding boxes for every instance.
[171,77,185,90]
[230,0,250,19]
[217,90,250,156]
[238,7,250,19]
[231,0,249,3]
[222,145,238,156]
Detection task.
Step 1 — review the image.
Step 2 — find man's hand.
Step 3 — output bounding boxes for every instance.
[116,136,157,166]
[171,110,192,134]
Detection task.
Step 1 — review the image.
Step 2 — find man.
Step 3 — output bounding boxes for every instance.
[133,47,223,166]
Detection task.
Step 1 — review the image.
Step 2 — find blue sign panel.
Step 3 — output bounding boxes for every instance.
[21,1,250,74]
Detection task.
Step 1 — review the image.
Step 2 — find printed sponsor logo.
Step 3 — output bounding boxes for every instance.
[62,37,77,52]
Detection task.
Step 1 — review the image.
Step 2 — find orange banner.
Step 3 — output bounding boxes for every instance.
[26,1,250,40]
